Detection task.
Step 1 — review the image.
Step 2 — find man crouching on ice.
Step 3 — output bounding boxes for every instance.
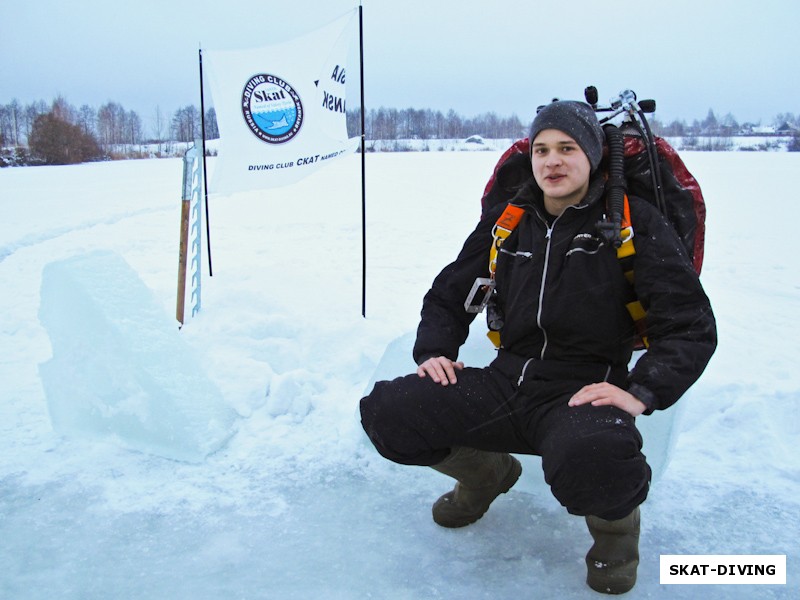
[360,100,716,594]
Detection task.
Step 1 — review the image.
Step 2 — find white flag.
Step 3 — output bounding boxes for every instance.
[204,10,360,195]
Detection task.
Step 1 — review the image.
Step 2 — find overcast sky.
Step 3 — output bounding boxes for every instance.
[2,0,798,132]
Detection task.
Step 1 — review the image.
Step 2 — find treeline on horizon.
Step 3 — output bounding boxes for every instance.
[2,96,800,166]
[0,96,218,166]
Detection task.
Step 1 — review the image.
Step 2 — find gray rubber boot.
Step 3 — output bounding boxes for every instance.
[585,506,640,594]
[430,446,522,528]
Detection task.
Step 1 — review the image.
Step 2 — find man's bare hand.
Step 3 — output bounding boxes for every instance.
[568,382,646,417]
[416,356,465,386]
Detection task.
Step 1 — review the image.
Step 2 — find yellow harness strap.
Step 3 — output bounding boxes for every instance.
[616,195,649,348]
[483,205,525,348]
[489,204,526,278]
[483,196,648,349]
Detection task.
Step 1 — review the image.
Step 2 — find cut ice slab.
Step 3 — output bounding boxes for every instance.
[363,325,682,490]
[38,250,237,463]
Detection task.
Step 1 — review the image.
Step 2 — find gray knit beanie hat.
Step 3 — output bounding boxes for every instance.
[529,101,605,172]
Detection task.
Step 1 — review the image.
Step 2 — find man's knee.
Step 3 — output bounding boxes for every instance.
[360,377,447,466]
[543,414,650,519]
[359,380,400,458]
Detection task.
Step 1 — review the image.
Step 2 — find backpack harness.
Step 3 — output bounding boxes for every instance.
[466,88,706,352]
[466,193,650,350]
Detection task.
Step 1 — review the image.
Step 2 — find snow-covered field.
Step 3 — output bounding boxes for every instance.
[1,150,797,598]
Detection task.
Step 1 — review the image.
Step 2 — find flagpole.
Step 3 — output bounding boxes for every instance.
[359,2,367,318]
[198,47,213,277]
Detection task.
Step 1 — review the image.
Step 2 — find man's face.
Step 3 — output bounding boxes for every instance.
[531,129,592,215]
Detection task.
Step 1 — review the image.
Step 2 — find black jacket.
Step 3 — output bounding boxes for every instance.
[413,172,717,413]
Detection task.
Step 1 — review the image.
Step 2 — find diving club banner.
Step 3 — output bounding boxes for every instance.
[204,9,359,195]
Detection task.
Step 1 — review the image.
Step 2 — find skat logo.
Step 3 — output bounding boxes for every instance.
[241,74,303,144]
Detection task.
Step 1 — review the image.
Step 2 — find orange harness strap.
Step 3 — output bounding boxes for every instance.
[480,197,649,349]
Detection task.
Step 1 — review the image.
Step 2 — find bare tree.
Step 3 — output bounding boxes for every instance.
[0,105,9,146]
[77,105,96,137]
[701,109,719,135]
[204,107,219,139]
[171,105,201,142]
[97,101,126,147]
[51,95,76,124]
[6,99,22,146]
[152,106,166,154]
[444,109,463,139]
[719,113,739,136]
[125,110,142,145]
[23,101,48,143]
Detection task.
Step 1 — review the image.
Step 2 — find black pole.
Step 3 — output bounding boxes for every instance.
[198,47,213,276]
[359,3,367,317]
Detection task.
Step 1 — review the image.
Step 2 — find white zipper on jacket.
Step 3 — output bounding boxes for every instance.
[536,222,555,359]
[515,218,557,385]
[534,203,589,361]
[518,357,535,386]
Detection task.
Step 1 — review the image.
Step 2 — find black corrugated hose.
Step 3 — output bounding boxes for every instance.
[600,123,627,247]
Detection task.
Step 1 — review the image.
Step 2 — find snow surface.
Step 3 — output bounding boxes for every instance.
[0,151,798,598]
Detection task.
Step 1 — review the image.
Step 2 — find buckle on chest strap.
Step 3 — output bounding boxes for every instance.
[464,278,495,313]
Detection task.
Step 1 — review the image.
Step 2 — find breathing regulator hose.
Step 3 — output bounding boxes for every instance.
[599,123,626,247]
